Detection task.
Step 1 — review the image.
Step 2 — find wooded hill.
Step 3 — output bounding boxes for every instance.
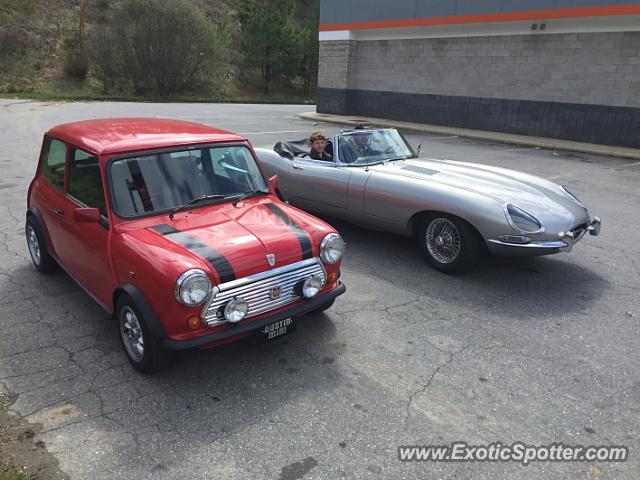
[0,0,320,100]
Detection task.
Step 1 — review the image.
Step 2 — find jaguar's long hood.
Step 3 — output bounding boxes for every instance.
[370,158,587,221]
[122,199,333,285]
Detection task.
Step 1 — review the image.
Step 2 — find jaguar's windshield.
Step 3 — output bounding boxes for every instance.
[109,145,268,218]
[336,129,416,166]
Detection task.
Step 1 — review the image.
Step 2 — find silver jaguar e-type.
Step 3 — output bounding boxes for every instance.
[254,128,601,273]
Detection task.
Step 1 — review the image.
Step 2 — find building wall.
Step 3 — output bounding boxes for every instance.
[320,0,628,25]
[317,1,640,147]
[348,33,640,107]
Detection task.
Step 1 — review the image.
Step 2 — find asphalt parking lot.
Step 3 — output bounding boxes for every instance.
[0,99,639,480]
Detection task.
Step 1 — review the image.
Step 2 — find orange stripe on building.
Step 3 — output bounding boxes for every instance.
[319,4,640,32]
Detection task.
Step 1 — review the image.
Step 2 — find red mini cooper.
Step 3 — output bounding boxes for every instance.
[26,118,346,373]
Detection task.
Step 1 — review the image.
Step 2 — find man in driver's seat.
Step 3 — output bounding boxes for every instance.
[351,130,378,158]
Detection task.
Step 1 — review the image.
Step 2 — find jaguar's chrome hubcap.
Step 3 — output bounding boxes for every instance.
[120,307,144,362]
[426,219,461,264]
[26,225,41,265]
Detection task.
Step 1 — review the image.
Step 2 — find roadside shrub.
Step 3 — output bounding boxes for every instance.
[98,0,229,96]
[63,36,89,80]
[89,25,125,93]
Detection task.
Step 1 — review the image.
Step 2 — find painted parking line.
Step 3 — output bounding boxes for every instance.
[621,160,640,168]
[239,130,311,135]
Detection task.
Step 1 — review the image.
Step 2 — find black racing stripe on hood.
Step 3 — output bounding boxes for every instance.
[153,224,236,283]
[263,203,313,260]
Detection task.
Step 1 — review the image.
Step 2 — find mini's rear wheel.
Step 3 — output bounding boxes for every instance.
[25,217,58,273]
[116,294,170,373]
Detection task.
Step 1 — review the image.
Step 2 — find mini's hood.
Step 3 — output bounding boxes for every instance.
[126,200,332,285]
[371,158,588,222]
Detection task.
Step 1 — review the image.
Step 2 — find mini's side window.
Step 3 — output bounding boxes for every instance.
[41,138,66,190]
[68,148,107,217]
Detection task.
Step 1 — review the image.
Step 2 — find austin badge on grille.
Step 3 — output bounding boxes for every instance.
[266,253,276,267]
[268,286,282,300]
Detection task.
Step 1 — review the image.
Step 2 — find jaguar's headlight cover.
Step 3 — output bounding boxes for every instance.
[561,185,585,208]
[505,204,544,234]
[320,233,345,264]
[175,269,212,306]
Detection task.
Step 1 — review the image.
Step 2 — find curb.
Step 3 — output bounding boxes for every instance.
[299,112,640,161]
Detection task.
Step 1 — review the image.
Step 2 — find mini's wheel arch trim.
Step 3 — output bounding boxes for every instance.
[115,284,167,340]
[26,207,54,250]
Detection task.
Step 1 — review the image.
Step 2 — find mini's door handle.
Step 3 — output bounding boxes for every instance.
[53,209,65,218]
[292,163,304,170]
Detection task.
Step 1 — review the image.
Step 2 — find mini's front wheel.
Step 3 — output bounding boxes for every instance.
[116,294,170,373]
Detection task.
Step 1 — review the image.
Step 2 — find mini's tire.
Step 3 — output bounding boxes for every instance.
[25,217,59,274]
[116,294,170,374]
[419,214,480,274]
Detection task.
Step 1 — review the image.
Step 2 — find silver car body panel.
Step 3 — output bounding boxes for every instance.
[254,129,600,257]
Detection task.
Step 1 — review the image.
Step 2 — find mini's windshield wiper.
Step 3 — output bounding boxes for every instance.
[231,189,268,206]
[169,194,226,219]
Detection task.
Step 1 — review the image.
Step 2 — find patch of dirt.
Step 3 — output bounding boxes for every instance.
[0,391,68,480]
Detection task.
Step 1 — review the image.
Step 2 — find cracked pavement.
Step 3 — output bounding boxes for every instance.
[0,99,639,479]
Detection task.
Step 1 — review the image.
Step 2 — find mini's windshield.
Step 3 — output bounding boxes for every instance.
[109,145,268,218]
[337,129,415,165]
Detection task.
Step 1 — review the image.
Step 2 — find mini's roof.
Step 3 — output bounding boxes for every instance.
[46,118,247,155]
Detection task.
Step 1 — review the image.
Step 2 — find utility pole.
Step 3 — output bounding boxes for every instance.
[79,0,86,41]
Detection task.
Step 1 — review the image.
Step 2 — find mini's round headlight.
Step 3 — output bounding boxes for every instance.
[302,275,324,298]
[175,269,211,306]
[224,298,249,323]
[320,233,345,264]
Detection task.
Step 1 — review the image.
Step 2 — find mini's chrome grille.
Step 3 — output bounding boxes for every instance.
[202,258,326,327]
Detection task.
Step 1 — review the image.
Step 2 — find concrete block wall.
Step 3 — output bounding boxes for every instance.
[317,32,640,147]
[346,32,640,108]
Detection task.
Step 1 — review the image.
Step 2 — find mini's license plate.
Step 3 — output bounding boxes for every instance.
[258,318,294,342]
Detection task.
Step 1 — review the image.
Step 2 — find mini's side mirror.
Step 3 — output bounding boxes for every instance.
[268,175,279,194]
[74,207,101,224]
[417,144,422,156]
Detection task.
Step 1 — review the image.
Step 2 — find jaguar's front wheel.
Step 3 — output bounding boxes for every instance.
[419,214,480,274]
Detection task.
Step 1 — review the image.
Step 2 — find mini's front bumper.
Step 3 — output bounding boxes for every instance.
[487,216,601,256]
[163,282,346,350]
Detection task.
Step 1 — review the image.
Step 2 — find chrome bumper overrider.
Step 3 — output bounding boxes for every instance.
[488,216,601,253]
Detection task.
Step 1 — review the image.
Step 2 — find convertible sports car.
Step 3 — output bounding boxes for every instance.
[255,128,601,273]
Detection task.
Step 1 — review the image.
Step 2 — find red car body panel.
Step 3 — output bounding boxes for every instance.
[28,118,345,347]
[46,118,246,157]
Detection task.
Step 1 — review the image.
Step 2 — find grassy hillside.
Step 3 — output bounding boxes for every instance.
[0,0,320,101]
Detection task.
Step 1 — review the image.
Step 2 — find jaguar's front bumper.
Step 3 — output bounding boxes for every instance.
[487,216,601,257]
